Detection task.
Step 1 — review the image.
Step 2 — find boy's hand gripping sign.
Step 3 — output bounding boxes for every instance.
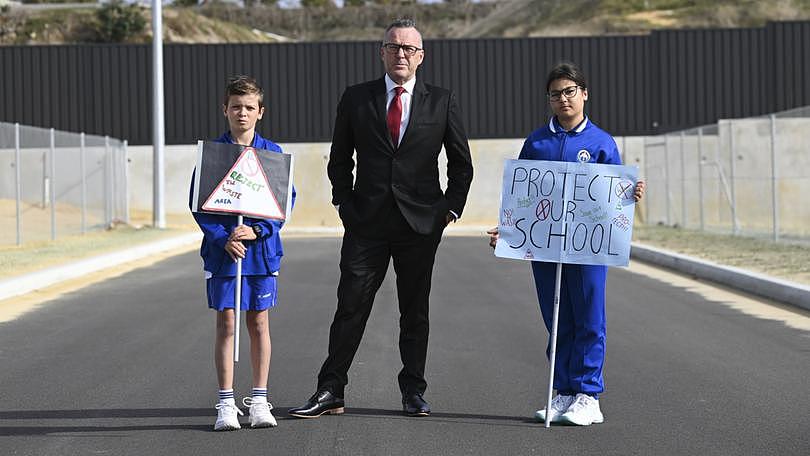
[494,159,638,267]
[191,141,293,220]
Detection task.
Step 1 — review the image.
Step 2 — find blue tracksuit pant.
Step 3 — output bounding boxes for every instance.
[531,261,606,397]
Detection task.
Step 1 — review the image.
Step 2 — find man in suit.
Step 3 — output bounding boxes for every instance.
[289,18,473,418]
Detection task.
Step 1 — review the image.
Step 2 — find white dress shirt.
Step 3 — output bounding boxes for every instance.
[384,74,416,147]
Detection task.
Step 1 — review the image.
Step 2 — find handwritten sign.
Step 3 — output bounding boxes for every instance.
[494,159,638,266]
[191,141,293,220]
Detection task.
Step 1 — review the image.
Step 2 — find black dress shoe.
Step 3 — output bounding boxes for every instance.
[402,393,430,417]
[288,390,345,419]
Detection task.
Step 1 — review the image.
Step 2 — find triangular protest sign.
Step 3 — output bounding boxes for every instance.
[192,141,293,221]
[201,147,283,219]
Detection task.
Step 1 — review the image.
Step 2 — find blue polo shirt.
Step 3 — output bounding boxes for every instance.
[191,131,296,277]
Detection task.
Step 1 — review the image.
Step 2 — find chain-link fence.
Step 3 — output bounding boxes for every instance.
[0,122,129,246]
[640,106,810,241]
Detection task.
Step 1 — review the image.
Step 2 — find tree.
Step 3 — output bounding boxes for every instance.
[94,1,146,43]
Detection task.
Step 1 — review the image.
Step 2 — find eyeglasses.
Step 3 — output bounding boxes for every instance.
[547,85,581,102]
[382,43,423,57]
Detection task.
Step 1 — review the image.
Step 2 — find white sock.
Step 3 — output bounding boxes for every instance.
[218,389,235,405]
[252,387,267,403]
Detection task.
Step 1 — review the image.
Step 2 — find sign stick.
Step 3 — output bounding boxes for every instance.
[544,262,563,428]
[234,214,243,363]
[192,141,294,363]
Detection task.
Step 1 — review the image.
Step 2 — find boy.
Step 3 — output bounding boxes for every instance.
[191,76,294,431]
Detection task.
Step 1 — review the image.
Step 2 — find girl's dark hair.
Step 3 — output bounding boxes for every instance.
[545,62,588,92]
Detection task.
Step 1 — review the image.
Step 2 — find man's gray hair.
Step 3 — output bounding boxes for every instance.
[383,18,418,43]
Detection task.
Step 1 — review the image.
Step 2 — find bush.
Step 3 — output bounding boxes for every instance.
[300,0,335,8]
[94,1,146,43]
[22,0,95,3]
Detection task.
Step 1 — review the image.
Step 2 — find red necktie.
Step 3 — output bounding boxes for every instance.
[387,86,405,147]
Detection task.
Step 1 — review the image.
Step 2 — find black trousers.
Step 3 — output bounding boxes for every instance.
[317,203,443,398]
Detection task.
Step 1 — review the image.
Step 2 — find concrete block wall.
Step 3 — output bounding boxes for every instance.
[126,137,646,230]
[630,118,810,237]
[125,117,807,237]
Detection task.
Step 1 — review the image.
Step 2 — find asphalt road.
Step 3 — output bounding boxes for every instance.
[1,237,808,456]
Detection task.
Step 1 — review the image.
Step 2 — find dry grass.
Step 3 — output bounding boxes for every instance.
[0,223,194,279]
[633,224,810,286]
[0,199,195,279]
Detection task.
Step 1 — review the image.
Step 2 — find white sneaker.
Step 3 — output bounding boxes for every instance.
[559,393,604,426]
[534,394,574,423]
[243,397,278,428]
[214,402,244,431]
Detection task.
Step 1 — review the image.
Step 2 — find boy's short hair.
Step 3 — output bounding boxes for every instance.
[545,62,588,93]
[223,76,264,109]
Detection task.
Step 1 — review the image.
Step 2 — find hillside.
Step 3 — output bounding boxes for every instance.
[0,4,284,44]
[1,0,809,45]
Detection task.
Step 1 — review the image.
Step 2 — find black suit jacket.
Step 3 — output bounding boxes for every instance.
[327,77,474,235]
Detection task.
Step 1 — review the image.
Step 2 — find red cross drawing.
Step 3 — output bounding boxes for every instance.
[536,199,552,220]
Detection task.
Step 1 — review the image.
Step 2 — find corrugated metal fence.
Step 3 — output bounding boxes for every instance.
[1,21,808,145]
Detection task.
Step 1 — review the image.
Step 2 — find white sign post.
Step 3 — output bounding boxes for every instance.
[234,214,244,362]
[494,159,638,427]
[191,141,294,363]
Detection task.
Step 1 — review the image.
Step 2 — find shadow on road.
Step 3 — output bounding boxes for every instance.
[0,424,211,436]
[307,406,544,427]
[0,406,547,436]
[0,408,213,435]
[0,408,212,420]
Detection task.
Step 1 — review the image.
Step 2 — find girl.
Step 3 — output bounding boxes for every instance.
[489,62,645,426]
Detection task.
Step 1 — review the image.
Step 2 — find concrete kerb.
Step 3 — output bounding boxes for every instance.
[0,232,202,303]
[631,243,810,312]
[2,230,808,313]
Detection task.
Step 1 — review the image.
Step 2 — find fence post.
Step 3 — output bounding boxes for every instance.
[123,140,130,225]
[698,127,705,231]
[665,135,671,226]
[729,121,738,235]
[15,123,22,246]
[621,136,627,159]
[104,135,111,226]
[41,151,48,209]
[80,132,86,234]
[770,114,779,242]
[50,128,56,240]
[643,138,650,225]
[680,131,686,228]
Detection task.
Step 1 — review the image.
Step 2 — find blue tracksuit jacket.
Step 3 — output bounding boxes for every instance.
[190,131,296,277]
[519,116,621,397]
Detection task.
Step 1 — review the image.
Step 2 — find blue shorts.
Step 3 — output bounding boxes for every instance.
[206,276,278,312]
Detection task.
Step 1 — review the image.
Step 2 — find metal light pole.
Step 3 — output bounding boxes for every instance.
[152,0,166,229]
